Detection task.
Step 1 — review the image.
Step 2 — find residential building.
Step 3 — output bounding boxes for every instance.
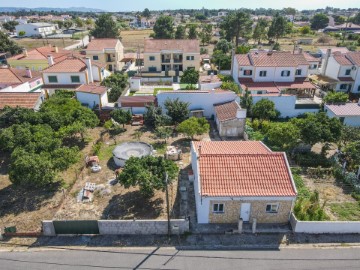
[157,89,238,118]
[319,50,360,93]
[323,23,360,33]
[85,38,124,72]
[15,22,57,37]
[0,92,44,110]
[214,101,246,138]
[218,11,228,17]
[118,96,156,114]
[76,84,109,109]
[142,39,200,82]
[0,67,43,92]
[7,45,71,70]
[233,50,321,118]
[325,101,360,127]
[191,141,297,224]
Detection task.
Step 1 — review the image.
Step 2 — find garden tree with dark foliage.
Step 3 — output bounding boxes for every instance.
[155,126,173,143]
[352,12,360,25]
[117,156,178,196]
[111,109,132,128]
[211,50,231,70]
[266,122,301,151]
[240,87,253,117]
[164,98,190,125]
[63,20,73,30]
[253,18,268,43]
[220,11,253,47]
[333,15,346,25]
[0,31,22,55]
[74,17,84,28]
[221,81,240,94]
[175,25,186,39]
[215,39,233,53]
[267,14,287,41]
[142,8,151,19]
[91,13,120,38]
[199,24,212,45]
[291,112,342,146]
[235,44,251,54]
[310,13,329,30]
[187,24,198,39]
[252,99,278,121]
[153,15,174,39]
[144,104,168,128]
[100,73,128,102]
[343,141,360,170]
[339,126,360,148]
[2,21,18,32]
[177,117,210,140]
[323,92,348,104]
[180,68,199,85]
[300,26,311,35]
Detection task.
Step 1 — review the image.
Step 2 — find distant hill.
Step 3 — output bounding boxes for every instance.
[0,7,105,13]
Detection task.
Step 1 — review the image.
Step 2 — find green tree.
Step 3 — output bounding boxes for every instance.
[212,50,231,70]
[63,20,73,30]
[118,156,178,196]
[252,99,278,121]
[175,25,186,39]
[221,81,240,94]
[3,21,18,32]
[144,104,167,128]
[155,126,173,143]
[55,20,64,29]
[266,122,300,151]
[177,117,210,139]
[268,14,287,41]
[142,8,151,19]
[153,15,174,39]
[199,24,212,45]
[339,126,360,148]
[253,18,268,43]
[235,44,251,54]
[18,31,26,37]
[220,11,253,47]
[111,109,132,128]
[101,73,128,102]
[343,141,360,169]
[195,13,207,21]
[0,31,22,55]
[74,17,84,28]
[310,13,329,30]
[333,15,346,25]
[187,24,198,39]
[215,39,233,53]
[85,18,94,28]
[352,12,360,24]
[164,98,190,125]
[180,68,199,85]
[51,146,80,171]
[91,13,120,38]
[323,92,348,104]
[300,26,311,35]
[240,87,253,117]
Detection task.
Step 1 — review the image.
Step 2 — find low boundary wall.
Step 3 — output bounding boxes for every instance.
[290,213,360,234]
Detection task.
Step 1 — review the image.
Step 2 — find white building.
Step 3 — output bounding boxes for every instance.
[15,23,57,37]
[325,101,360,127]
[76,84,109,109]
[0,67,43,93]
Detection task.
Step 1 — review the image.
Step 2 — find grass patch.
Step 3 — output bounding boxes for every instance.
[291,169,311,198]
[151,142,167,155]
[153,88,173,96]
[97,144,116,161]
[330,202,360,221]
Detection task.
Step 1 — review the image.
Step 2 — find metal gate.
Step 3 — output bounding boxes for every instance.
[53,220,99,234]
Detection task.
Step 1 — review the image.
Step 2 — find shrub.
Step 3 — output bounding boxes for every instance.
[92,142,102,156]
[293,152,333,167]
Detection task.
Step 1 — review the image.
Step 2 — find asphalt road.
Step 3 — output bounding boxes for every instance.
[0,247,360,270]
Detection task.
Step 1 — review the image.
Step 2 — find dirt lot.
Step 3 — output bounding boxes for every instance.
[121,30,153,52]
[13,38,78,50]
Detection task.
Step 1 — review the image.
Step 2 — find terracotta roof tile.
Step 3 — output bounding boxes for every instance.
[326,103,360,116]
[0,92,41,109]
[235,54,251,66]
[144,39,200,53]
[346,52,360,66]
[214,101,241,122]
[0,68,41,87]
[86,38,121,51]
[333,54,353,65]
[76,84,108,94]
[192,141,271,155]
[8,46,71,61]
[338,77,354,82]
[236,51,309,67]
[192,141,296,197]
[42,56,105,73]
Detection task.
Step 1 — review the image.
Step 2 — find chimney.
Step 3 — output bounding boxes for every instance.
[47,54,54,66]
[54,46,58,53]
[23,48,28,57]
[25,67,32,78]
[85,57,94,83]
[321,48,331,76]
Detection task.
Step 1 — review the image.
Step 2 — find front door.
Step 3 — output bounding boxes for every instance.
[240,203,251,222]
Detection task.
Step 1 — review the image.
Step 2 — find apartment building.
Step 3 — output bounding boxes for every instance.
[15,23,57,37]
[142,39,200,82]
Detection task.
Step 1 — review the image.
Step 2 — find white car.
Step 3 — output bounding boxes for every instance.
[91,164,102,173]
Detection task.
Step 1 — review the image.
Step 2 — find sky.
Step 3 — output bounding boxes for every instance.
[0,0,359,11]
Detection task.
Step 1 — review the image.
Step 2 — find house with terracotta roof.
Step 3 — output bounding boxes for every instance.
[118,96,156,114]
[191,141,297,224]
[142,39,200,82]
[0,92,44,111]
[85,38,124,72]
[75,84,109,109]
[7,45,71,71]
[233,50,321,118]
[0,67,43,92]
[325,100,360,127]
[320,50,360,93]
[214,101,246,137]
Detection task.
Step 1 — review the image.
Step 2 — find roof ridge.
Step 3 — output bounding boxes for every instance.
[200,152,285,156]
[9,68,24,83]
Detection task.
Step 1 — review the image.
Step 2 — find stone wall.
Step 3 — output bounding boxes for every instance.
[208,200,293,224]
[98,219,189,235]
[218,118,246,137]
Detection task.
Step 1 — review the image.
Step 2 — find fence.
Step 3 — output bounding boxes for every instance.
[42,219,189,236]
[290,213,360,234]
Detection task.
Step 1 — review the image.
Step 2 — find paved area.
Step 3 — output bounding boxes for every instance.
[0,247,359,269]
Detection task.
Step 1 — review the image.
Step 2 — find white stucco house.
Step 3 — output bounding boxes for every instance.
[191,141,297,224]
[325,101,360,127]
[76,84,109,109]
[0,67,43,93]
[15,22,57,37]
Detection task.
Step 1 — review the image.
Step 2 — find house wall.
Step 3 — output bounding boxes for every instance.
[295,65,309,78]
[273,67,296,82]
[253,67,275,82]
[121,106,147,115]
[199,82,222,90]
[101,92,109,107]
[232,57,240,83]
[324,57,340,79]
[76,92,100,108]
[325,108,360,127]
[157,91,238,118]
[15,24,55,37]
[308,61,320,75]
[43,72,87,84]
[217,118,246,137]
[353,67,360,93]
[86,41,124,72]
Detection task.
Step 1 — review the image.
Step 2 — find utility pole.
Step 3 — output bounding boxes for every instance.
[164,172,171,238]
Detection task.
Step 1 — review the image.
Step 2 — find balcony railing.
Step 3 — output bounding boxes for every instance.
[161,58,171,63]
[173,58,183,63]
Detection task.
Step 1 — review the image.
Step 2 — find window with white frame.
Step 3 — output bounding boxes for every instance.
[213,203,224,213]
[243,69,252,76]
[266,203,279,213]
[281,70,291,77]
[259,70,267,77]
[309,64,318,70]
[295,69,302,76]
[345,69,351,76]
[186,56,195,61]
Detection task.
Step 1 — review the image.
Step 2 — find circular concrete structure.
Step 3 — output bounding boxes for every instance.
[112,142,153,167]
